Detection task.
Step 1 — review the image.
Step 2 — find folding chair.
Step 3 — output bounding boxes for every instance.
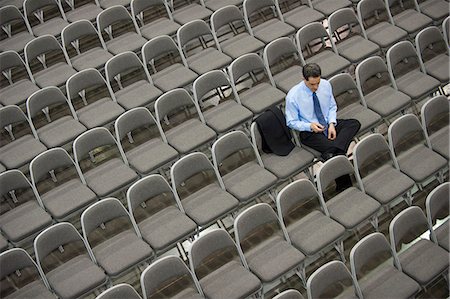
[275,0,324,30]
[426,182,449,251]
[385,0,432,36]
[421,95,449,159]
[416,0,449,23]
[57,0,103,23]
[23,0,69,37]
[0,5,34,52]
[168,0,212,25]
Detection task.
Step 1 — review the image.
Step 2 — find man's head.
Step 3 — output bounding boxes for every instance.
[302,63,321,93]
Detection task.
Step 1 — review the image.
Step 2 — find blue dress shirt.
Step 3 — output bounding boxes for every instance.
[285,79,337,132]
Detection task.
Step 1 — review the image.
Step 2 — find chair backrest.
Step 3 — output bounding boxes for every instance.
[415,26,448,69]
[177,19,218,62]
[61,19,105,56]
[386,41,422,81]
[263,37,301,86]
[0,105,38,141]
[357,0,390,26]
[0,5,33,36]
[131,0,172,29]
[328,8,362,38]
[0,169,42,206]
[155,88,202,126]
[355,56,393,97]
[421,95,449,141]
[211,5,248,51]
[229,52,267,84]
[193,70,234,107]
[97,283,142,299]
[388,114,426,160]
[66,68,112,107]
[273,289,304,299]
[443,16,449,48]
[329,73,363,110]
[24,34,70,73]
[0,51,33,84]
[426,182,449,227]
[243,0,283,30]
[317,155,355,199]
[27,86,77,123]
[24,0,66,27]
[141,35,183,77]
[73,127,119,165]
[296,22,333,63]
[97,5,139,39]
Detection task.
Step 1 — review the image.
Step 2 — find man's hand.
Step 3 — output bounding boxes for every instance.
[328,123,336,140]
[310,122,325,133]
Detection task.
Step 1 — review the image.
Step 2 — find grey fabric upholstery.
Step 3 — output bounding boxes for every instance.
[426,183,450,251]
[0,6,34,52]
[97,284,142,299]
[63,0,103,22]
[98,0,131,9]
[277,0,324,30]
[418,0,449,22]
[386,0,432,35]
[0,233,7,251]
[422,95,449,158]
[311,0,351,17]
[205,0,243,11]
[434,220,449,251]
[171,0,212,24]
[23,0,69,36]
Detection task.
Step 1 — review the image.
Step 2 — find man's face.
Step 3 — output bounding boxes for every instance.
[304,76,321,93]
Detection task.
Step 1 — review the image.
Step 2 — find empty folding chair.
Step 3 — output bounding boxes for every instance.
[97,284,142,299]
[127,175,196,255]
[66,68,125,129]
[140,255,202,299]
[317,156,381,232]
[171,152,239,228]
[355,56,411,122]
[34,223,108,299]
[310,0,351,17]
[307,261,358,299]
[328,8,380,65]
[142,35,198,92]
[229,53,286,115]
[243,0,295,44]
[168,0,212,25]
[193,70,253,134]
[30,148,97,221]
[210,5,265,60]
[61,20,113,72]
[296,22,351,79]
[357,0,408,49]
[73,127,139,198]
[0,170,52,246]
[350,232,420,298]
[426,182,449,251]
[0,50,39,107]
[388,114,447,187]
[131,0,180,40]
[24,34,77,88]
[115,107,178,176]
[0,5,34,52]
[390,206,449,288]
[212,131,278,204]
[416,0,449,23]
[105,51,162,110]
[421,95,449,159]
[443,16,449,48]
[98,0,131,9]
[177,19,232,74]
[263,37,304,93]
[0,248,55,299]
[81,197,153,278]
[273,289,304,299]
[275,0,324,31]
[416,26,450,89]
[0,105,46,170]
[27,87,87,148]
[353,134,415,208]
[97,5,147,55]
[189,229,262,298]
[58,0,103,23]
[234,203,306,284]
[385,0,432,36]
[155,88,216,154]
[23,0,69,37]
[277,179,346,260]
[329,73,382,136]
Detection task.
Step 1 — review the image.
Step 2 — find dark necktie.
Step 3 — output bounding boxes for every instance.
[312,92,327,135]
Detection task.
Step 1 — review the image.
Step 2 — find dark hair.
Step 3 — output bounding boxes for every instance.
[302,63,321,80]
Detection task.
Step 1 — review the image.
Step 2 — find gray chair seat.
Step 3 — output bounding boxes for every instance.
[187,48,232,74]
[287,210,345,256]
[0,234,7,251]
[0,79,39,106]
[0,31,34,52]
[126,139,178,174]
[172,4,212,24]
[260,146,314,180]
[396,144,447,182]
[424,54,450,83]
[362,164,415,205]
[77,98,125,129]
[40,179,97,219]
[65,4,103,22]
[239,82,285,114]
[393,9,432,34]
[93,230,152,276]
[222,161,278,202]
[220,33,265,59]
[338,103,381,134]
[435,220,449,251]
[0,164,5,173]
[138,205,196,251]
[153,63,198,92]
[283,5,324,29]
[335,35,379,63]
[98,0,131,8]
[171,288,204,299]
[364,86,411,117]
[202,100,253,133]
[395,70,440,100]
[140,18,180,40]
[312,0,351,16]
[205,0,242,11]
[84,158,138,197]
[246,235,305,283]
[33,62,77,88]
[115,80,162,110]
[46,254,107,299]
[105,32,148,55]
[4,279,55,299]
[37,116,87,148]
[398,239,449,285]
[0,135,46,169]
[0,201,52,243]
[165,118,216,154]
[366,22,407,48]
[200,260,261,299]
[182,183,238,226]
[419,0,449,21]
[71,47,114,71]
[252,19,295,44]
[273,65,303,93]
[32,18,69,36]
[326,187,380,229]
[429,127,449,159]
[305,50,350,78]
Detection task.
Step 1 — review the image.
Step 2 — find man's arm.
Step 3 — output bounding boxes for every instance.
[327,82,337,125]
[285,96,312,132]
